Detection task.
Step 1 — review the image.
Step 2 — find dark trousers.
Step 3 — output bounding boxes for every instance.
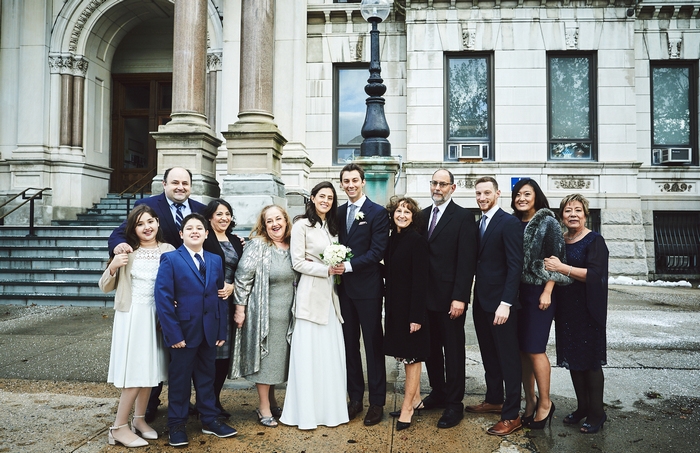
[473,299,522,420]
[425,309,466,412]
[167,342,218,428]
[339,290,386,406]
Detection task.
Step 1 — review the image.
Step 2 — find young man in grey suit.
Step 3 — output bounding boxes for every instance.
[466,176,524,436]
[336,163,390,426]
[420,169,478,429]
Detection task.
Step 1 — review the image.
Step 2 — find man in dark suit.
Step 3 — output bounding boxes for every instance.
[465,176,524,436]
[420,168,478,429]
[336,163,390,426]
[109,167,206,254]
[108,166,206,421]
[155,213,236,446]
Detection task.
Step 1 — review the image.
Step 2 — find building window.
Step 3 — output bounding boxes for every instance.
[650,62,697,166]
[653,211,700,275]
[334,66,368,165]
[548,53,596,160]
[445,54,492,161]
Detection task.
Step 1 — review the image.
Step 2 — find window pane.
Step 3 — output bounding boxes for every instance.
[123,117,149,169]
[124,84,150,110]
[448,58,489,139]
[338,69,367,148]
[652,66,690,145]
[550,57,591,140]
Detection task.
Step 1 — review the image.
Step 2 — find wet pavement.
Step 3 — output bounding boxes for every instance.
[0,283,699,452]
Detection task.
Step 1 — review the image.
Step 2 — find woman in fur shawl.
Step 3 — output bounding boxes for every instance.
[511,179,571,429]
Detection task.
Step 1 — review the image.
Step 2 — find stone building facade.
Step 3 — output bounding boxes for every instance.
[0,0,698,280]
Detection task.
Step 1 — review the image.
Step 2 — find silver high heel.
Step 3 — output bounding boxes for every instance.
[131,415,158,440]
[108,423,148,447]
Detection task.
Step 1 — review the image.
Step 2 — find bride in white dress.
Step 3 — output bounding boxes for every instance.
[99,204,174,447]
[280,181,349,430]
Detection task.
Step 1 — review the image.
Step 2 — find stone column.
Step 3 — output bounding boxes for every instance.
[151,0,221,199]
[71,57,87,148]
[222,0,287,228]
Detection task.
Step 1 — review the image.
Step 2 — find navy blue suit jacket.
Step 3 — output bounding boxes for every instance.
[337,197,390,300]
[421,200,478,312]
[108,193,206,251]
[474,207,524,313]
[154,246,226,348]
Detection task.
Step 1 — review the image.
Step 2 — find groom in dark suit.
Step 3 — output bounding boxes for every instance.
[108,166,206,421]
[420,168,477,429]
[466,176,524,436]
[336,163,390,426]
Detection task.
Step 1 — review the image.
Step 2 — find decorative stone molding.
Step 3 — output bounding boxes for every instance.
[667,32,682,59]
[49,55,89,76]
[553,177,592,190]
[565,23,579,50]
[455,178,479,189]
[349,37,363,62]
[461,23,476,50]
[69,0,109,52]
[658,181,694,193]
[207,52,222,71]
[72,57,89,77]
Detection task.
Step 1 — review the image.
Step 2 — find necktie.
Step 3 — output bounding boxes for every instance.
[195,253,206,279]
[347,204,357,234]
[428,206,439,238]
[479,215,488,238]
[174,203,184,229]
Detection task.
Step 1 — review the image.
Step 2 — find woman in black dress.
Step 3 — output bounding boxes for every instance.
[544,194,609,434]
[511,179,571,429]
[202,199,244,418]
[384,197,429,431]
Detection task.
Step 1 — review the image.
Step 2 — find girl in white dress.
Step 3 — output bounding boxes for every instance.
[99,204,174,447]
[280,181,349,430]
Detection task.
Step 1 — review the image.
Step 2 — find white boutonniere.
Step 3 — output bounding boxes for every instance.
[355,211,365,221]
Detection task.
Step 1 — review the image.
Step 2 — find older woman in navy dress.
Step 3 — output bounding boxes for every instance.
[545,194,609,434]
[511,179,571,429]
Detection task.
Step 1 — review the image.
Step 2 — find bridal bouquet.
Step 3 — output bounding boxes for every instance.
[321,242,354,284]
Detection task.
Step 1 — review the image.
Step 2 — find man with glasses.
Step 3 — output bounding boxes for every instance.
[419,169,477,429]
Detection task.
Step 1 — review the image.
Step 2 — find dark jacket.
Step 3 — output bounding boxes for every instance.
[521,208,572,286]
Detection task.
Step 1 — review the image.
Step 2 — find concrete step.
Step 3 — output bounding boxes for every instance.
[0,246,107,258]
[0,293,112,307]
[0,268,103,282]
[0,280,106,296]
[0,226,114,237]
[0,237,109,248]
[0,257,107,270]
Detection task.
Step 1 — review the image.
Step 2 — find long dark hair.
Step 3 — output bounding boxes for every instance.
[511,178,550,220]
[202,198,237,234]
[295,181,339,236]
[125,204,165,250]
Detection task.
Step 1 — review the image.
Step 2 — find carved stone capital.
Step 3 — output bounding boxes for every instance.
[349,36,363,62]
[565,24,579,50]
[667,33,682,59]
[207,52,223,71]
[72,57,89,77]
[461,23,476,50]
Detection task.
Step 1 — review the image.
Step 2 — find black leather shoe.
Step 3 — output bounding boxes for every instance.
[421,394,447,410]
[437,408,463,429]
[364,405,383,426]
[348,401,363,420]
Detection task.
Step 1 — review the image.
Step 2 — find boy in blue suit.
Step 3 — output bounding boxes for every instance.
[155,213,237,447]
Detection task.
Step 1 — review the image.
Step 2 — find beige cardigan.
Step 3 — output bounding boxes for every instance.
[290,218,343,325]
[98,242,175,312]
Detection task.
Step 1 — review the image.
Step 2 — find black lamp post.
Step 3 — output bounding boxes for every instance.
[359,0,391,158]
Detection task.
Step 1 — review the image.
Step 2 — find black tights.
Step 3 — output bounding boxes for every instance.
[570,368,605,424]
[214,358,231,410]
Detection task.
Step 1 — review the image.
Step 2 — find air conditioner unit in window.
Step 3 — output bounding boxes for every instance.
[653,148,692,164]
[448,143,489,160]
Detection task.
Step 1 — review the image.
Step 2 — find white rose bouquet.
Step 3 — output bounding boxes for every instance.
[320,242,354,284]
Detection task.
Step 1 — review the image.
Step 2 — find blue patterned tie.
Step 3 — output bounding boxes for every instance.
[195,253,206,279]
[174,203,184,229]
[347,204,357,234]
[479,215,488,238]
[428,206,439,238]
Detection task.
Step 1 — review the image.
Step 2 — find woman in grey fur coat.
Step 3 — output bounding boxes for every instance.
[511,179,571,429]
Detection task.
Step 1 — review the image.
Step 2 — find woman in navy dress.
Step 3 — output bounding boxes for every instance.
[545,194,609,434]
[511,179,571,429]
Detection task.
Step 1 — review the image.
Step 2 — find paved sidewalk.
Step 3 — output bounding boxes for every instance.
[1,284,699,452]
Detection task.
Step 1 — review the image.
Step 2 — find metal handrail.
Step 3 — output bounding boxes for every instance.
[0,187,52,235]
[119,168,157,215]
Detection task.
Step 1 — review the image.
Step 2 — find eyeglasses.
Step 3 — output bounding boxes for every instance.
[430,181,451,188]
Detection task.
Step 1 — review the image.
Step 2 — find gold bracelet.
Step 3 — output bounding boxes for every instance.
[567,266,572,277]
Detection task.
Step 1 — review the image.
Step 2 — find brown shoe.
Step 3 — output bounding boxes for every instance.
[487,417,522,436]
[363,405,383,426]
[464,401,503,414]
[348,401,363,420]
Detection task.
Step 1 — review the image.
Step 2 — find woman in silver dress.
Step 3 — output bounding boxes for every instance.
[231,204,296,427]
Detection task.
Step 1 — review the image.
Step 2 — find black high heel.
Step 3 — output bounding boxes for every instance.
[580,412,606,434]
[521,397,539,427]
[563,410,587,425]
[528,402,555,429]
[389,404,422,417]
[396,420,411,431]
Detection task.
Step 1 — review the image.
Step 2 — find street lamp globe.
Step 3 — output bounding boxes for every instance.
[360,0,391,22]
